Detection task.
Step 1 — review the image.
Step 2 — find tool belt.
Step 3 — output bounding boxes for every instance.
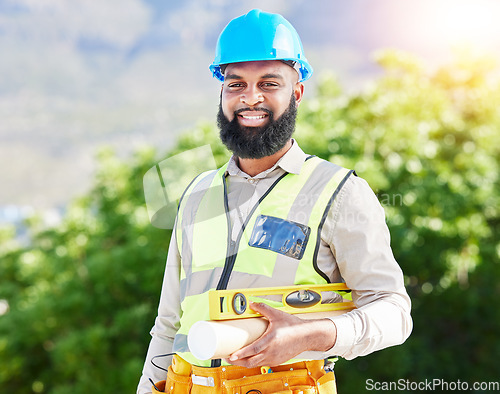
[152,355,337,394]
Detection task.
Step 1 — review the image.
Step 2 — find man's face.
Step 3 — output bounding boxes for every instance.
[217,60,304,159]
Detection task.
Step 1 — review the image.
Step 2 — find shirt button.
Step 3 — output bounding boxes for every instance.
[248,178,255,184]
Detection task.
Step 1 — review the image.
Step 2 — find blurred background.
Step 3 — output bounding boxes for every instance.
[1,0,499,392]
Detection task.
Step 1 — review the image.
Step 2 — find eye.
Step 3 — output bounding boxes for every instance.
[227,82,245,90]
[261,82,279,89]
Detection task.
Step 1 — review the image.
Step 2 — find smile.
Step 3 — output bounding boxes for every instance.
[236,113,269,127]
[240,114,267,120]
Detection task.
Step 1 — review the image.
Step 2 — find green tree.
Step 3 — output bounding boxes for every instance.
[0,131,229,393]
[1,50,499,393]
[0,148,171,393]
[295,50,500,392]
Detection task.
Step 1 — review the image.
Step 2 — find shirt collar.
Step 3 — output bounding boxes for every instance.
[226,139,308,178]
[277,139,308,175]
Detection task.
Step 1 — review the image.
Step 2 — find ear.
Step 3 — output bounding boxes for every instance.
[294,82,305,106]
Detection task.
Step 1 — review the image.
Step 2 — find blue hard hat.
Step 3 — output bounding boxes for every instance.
[210,9,313,82]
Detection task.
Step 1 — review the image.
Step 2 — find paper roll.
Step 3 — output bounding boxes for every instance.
[187,309,354,360]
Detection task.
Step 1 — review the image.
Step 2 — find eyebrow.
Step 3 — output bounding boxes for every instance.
[224,73,285,81]
[224,73,243,81]
[261,73,284,80]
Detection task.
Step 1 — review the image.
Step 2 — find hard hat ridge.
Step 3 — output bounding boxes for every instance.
[210,9,313,82]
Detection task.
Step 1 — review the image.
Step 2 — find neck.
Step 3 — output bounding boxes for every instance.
[237,139,293,177]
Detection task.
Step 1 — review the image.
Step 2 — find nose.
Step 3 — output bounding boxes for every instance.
[240,86,263,106]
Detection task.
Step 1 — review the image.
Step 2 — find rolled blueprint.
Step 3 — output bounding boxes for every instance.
[187,309,354,360]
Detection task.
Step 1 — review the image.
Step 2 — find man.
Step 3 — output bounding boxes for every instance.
[138,9,412,393]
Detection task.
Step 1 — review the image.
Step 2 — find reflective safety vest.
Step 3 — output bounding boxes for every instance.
[173,156,354,366]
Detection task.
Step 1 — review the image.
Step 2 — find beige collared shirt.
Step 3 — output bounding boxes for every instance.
[138,140,412,393]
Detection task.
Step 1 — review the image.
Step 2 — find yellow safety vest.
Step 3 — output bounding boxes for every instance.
[174,156,354,366]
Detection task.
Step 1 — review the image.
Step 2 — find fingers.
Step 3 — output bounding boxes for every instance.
[229,325,273,361]
[227,303,277,363]
[226,355,268,368]
[226,302,307,367]
[249,301,293,321]
[248,301,277,317]
[228,335,277,368]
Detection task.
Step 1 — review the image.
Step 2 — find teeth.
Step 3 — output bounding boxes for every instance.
[241,115,266,120]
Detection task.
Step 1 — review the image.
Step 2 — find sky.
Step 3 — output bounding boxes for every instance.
[1,0,500,212]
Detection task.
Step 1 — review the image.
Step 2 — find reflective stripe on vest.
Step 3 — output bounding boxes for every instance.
[174,156,353,365]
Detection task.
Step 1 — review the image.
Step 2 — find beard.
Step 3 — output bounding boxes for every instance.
[217,93,297,159]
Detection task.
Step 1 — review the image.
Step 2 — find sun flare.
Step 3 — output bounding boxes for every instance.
[430,0,500,48]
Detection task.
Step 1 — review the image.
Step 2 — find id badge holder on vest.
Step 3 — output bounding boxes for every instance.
[248,215,310,260]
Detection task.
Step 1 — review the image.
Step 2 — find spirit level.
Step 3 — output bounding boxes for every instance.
[208,283,355,320]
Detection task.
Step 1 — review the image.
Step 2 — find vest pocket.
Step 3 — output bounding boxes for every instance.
[248,215,311,260]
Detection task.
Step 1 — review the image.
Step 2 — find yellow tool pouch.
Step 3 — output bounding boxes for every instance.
[152,355,337,394]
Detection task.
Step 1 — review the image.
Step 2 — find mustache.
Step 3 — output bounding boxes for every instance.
[234,107,273,116]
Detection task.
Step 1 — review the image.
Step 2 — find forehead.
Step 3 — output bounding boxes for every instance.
[223,60,296,81]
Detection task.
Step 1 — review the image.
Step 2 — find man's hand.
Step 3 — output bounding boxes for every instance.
[225,302,337,368]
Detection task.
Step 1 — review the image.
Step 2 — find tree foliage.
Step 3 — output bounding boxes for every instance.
[1,50,499,393]
[0,148,171,393]
[295,50,500,391]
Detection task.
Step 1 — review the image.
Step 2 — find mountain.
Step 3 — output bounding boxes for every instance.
[1,0,499,213]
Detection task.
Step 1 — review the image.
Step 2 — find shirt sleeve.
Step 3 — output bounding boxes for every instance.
[322,175,413,360]
[137,225,182,394]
